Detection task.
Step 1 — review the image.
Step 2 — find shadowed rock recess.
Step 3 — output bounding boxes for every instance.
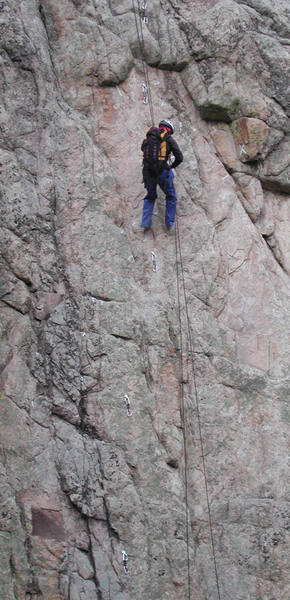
[1,1,290,598]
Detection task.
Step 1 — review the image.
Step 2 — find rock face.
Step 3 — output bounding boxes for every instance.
[0,1,290,599]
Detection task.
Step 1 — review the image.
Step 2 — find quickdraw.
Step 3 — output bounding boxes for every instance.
[140,0,148,23]
[151,251,157,272]
[240,144,249,157]
[122,550,129,574]
[124,394,132,417]
[132,0,155,123]
[141,82,148,104]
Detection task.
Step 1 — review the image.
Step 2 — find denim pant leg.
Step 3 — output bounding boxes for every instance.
[141,182,157,227]
[158,169,177,227]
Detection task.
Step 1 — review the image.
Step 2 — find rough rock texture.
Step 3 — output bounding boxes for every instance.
[0,1,290,599]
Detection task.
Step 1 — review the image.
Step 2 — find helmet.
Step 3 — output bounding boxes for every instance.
[159,119,174,134]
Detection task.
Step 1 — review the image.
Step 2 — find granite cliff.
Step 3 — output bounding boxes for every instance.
[0,1,290,599]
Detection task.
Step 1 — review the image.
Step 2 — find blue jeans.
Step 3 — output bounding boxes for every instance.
[141,169,177,228]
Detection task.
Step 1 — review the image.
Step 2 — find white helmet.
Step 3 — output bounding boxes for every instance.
[159,119,174,134]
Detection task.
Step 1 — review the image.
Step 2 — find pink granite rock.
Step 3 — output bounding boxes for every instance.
[232,117,270,161]
[0,1,290,599]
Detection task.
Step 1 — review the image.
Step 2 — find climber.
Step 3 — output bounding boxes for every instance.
[141,119,183,231]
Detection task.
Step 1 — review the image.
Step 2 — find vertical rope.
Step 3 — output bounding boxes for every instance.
[175,218,191,600]
[132,0,155,125]
[175,214,222,600]
[132,1,222,595]
[136,0,155,125]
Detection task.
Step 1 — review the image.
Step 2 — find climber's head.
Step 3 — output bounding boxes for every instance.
[159,119,174,134]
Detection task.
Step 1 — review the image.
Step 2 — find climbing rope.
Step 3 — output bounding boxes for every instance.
[132,1,222,596]
[136,0,155,124]
[175,214,222,600]
[132,0,155,125]
[175,219,191,600]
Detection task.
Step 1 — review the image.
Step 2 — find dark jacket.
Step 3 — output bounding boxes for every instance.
[141,130,183,186]
[162,134,183,169]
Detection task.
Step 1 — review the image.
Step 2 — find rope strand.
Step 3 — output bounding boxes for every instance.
[175,220,192,600]
[132,0,155,125]
[136,0,155,124]
[175,214,222,600]
[132,2,221,595]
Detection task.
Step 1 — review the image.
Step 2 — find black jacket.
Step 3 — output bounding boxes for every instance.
[163,134,183,169]
[141,131,183,186]
[141,132,183,169]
